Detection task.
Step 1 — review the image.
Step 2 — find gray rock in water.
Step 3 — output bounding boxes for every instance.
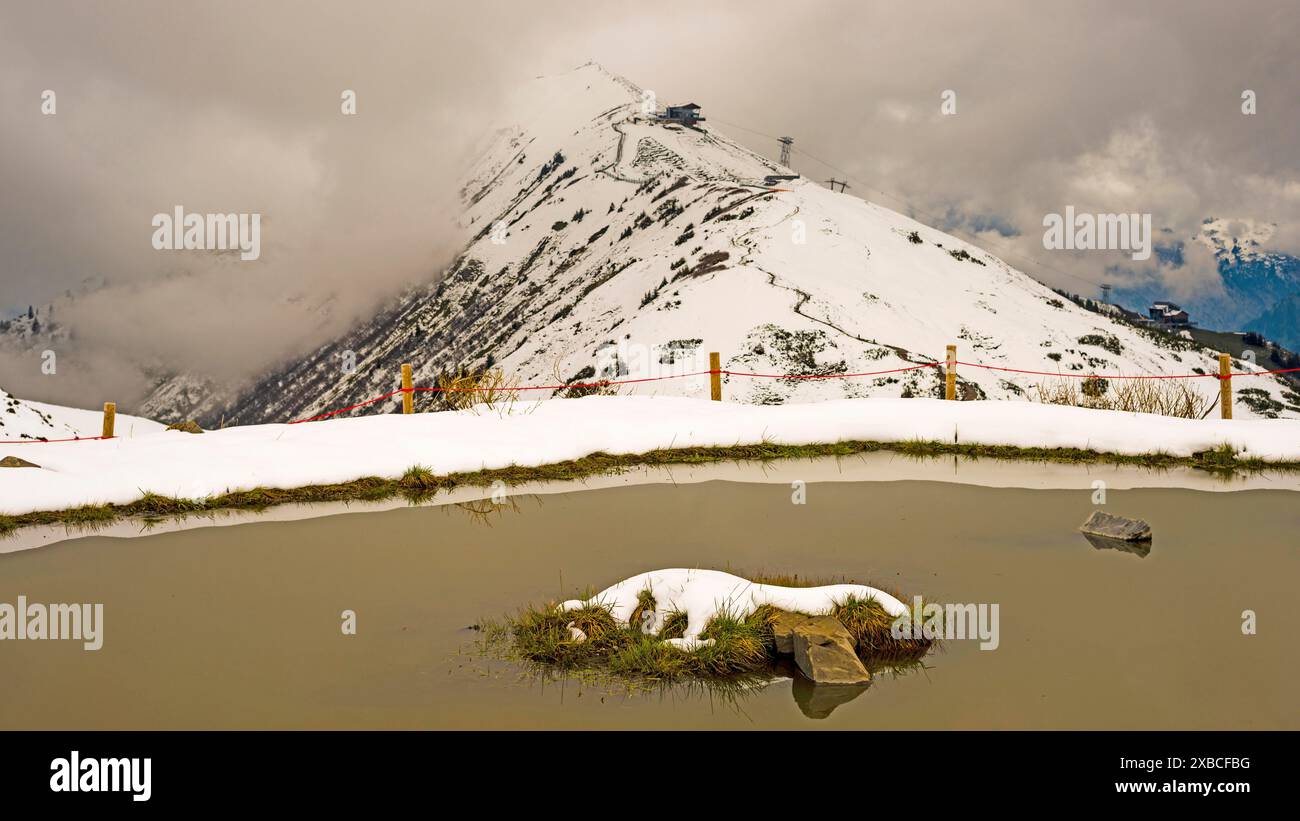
[771,609,809,655]
[1079,510,1151,542]
[0,455,40,468]
[792,615,871,685]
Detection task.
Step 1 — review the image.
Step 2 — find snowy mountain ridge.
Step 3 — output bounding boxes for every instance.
[1194,217,1286,267]
[135,62,1300,423]
[1117,217,1300,346]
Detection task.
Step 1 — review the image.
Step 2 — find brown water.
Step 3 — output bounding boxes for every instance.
[1,479,1296,729]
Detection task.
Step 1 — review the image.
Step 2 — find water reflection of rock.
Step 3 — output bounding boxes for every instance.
[1081,532,1152,557]
[489,653,927,721]
[777,658,870,718]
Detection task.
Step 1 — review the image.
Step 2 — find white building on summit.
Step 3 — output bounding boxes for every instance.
[658,103,704,125]
[1148,301,1191,326]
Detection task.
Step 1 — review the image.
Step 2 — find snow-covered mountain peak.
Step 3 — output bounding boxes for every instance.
[137,68,1300,424]
[1194,217,1281,265]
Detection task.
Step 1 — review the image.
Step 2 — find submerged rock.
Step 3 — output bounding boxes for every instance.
[792,615,871,685]
[0,455,40,468]
[1079,510,1151,542]
[166,420,204,434]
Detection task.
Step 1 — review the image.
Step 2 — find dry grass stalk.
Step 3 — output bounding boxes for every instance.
[436,367,520,415]
[1032,377,1215,419]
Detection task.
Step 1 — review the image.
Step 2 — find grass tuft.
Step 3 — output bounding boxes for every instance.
[658,609,688,640]
[628,588,656,634]
[692,605,777,676]
[832,595,933,661]
[132,492,207,517]
[507,601,623,668]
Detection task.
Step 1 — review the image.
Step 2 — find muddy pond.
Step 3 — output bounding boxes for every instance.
[1,457,1296,729]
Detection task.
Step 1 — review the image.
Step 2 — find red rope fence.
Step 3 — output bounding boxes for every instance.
[288,370,720,424]
[286,355,1297,425]
[957,361,1300,380]
[5,348,1298,441]
[0,435,114,445]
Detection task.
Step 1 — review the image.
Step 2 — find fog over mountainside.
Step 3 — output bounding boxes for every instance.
[1,2,1296,413]
[130,65,1300,424]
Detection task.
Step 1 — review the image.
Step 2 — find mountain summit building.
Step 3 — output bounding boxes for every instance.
[1148,301,1191,327]
[659,103,704,125]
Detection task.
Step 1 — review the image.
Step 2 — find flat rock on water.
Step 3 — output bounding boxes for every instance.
[1079,510,1152,542]
[791,615,871,686]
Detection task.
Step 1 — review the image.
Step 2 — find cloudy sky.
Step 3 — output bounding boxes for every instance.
[1,0,1296,405]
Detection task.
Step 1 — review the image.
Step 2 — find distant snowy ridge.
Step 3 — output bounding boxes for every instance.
[1194,217,1286,266]
[1117,217,1300,342]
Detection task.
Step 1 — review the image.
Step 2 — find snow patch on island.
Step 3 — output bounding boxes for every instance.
[559,568,909,650]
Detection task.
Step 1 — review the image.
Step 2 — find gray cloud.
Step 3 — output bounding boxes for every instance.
[1,0,1296,407]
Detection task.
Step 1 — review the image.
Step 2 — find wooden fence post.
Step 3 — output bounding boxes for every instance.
[1219,353,1232,420]
[102,402,116,438]
[945,345,957,401]
[401,363,414,415]
[709,352,722,401]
